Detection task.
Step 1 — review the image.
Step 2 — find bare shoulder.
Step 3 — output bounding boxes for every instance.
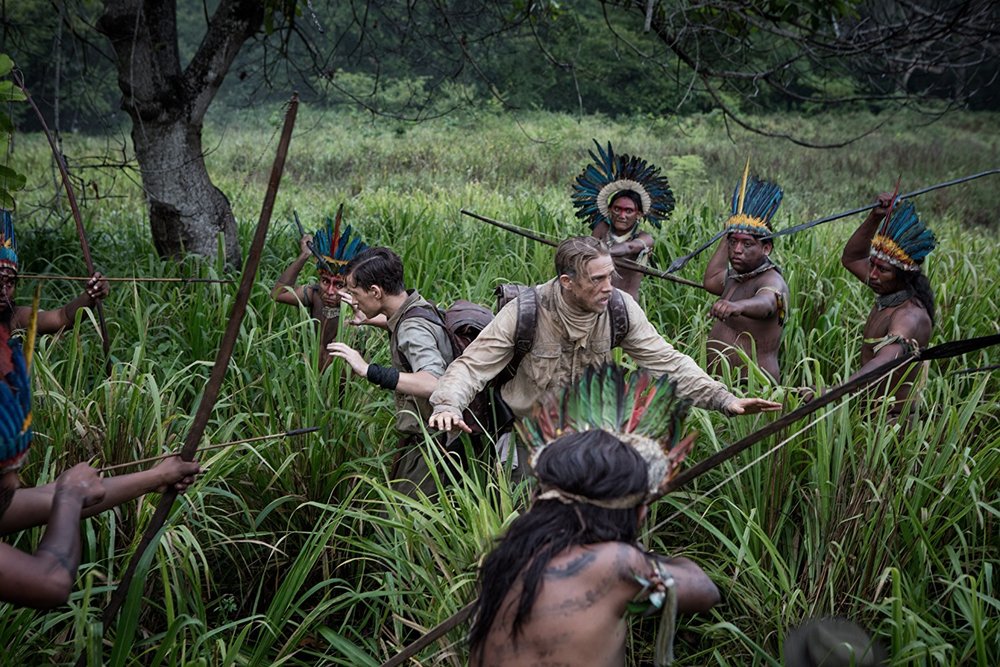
[889,300,932,343]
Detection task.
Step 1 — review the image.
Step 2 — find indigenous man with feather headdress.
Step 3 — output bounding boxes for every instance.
[0,296,200,608]
[469,364,719,667]
[573,141,675,300]
[271,211,367,371]
[0,210,109,335]
[703,161,789,383]
[841,192,936,421]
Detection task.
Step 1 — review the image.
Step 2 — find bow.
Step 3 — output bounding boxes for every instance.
[92,94,300,649]
[14,70,112,372]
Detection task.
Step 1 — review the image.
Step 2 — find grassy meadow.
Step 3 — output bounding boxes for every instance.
[2,106,998,665]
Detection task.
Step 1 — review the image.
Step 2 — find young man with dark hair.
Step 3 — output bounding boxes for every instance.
[703,169,788,382]
[327,247,457,497]
[841,193,935,420]
[470,365,720,666]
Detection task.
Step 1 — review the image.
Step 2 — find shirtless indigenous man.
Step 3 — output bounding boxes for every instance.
[703,166,788,382]
[469,365,720,666]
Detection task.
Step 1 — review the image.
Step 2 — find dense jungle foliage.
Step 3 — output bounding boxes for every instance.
[0,105,996,665]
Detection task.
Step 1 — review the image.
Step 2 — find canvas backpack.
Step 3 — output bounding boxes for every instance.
[400,284,629,434]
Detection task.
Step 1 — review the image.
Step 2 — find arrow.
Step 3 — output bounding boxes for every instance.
[97,427,320,473]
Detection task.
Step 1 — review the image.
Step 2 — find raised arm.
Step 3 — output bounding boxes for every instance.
[271,235,314,305]
[842,193,892,282]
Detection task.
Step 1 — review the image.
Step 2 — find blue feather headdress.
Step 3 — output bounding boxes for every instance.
[312,215,367,275]
[870,199,935,272]
[518,363,693,506]
[0,209,18,273]
[725,158,783,237]
[0,290,36,474]
[572,140,675,230]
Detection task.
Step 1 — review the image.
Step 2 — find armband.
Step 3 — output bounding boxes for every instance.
[366,364,400,390]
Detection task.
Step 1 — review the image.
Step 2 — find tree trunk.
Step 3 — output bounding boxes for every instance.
[134,119,240,264]
[97,0,264,268]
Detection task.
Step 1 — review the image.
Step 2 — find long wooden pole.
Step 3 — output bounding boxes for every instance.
[97,427,320,473]
[94,93,300,640]
[14,70,112,372]
[460,209,706,290]
[19,273,233,284]
[665,169,1000,274]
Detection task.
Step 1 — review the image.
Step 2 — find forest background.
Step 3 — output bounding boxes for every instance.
[0,1,998,665]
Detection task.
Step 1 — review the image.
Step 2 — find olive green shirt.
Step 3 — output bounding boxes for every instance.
[388,290,454,434]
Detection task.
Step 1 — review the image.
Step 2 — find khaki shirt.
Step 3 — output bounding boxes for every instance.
[430,278,735,418]
[388,290,454,434]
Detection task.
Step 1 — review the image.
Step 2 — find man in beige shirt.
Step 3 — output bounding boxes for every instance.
[429,236,781,435]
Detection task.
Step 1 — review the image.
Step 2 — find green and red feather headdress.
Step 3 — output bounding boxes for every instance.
[517,363,693,507]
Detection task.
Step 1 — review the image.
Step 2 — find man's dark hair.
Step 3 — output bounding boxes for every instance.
[344,247,405,295]
[468,430,648,661]
[901,270,935,325]
[609,190,643,213]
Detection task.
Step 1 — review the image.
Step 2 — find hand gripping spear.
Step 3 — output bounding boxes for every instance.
[90,94,300,652]
[13,70,112,373]
[378,331,999,667]
[460,209,705,290]
[663,169,1000,274]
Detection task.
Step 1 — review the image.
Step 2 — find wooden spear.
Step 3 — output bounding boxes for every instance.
[460,209,706,290]
[19,273,233,284]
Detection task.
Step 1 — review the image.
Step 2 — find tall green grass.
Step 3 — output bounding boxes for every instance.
[1,108,996,665]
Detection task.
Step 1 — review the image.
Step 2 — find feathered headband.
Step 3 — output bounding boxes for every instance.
[725,158,783,237]
[572,140,675,230]
[0,289,37,474]
[870,199,935,271]
[517,363,693,508]
[0,209,19,273]
[312,215,367,275]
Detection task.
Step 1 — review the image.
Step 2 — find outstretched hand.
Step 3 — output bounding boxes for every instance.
[726,397,782,415]
[428,409,473,434]
[327,342,368,377]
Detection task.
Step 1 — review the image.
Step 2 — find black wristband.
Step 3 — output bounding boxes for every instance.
[366,364,400,390]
